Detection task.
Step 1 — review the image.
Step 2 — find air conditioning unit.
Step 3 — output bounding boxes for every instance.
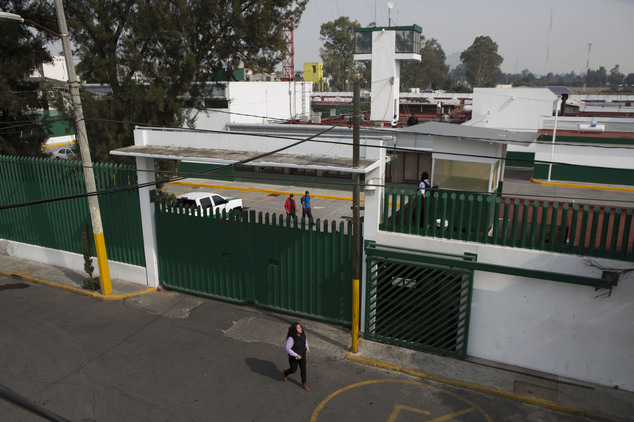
[310,114,321,124]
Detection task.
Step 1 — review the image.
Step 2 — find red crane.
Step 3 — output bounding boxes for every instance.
[281,17,294,81]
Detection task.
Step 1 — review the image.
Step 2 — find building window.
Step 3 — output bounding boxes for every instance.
[433,159,491,192]
[355,31,372,54]
[395,30,420,53]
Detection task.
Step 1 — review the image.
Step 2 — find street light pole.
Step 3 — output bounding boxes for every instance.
[548,95,561,182]
[351,81,361,353]
[1,6,112,294]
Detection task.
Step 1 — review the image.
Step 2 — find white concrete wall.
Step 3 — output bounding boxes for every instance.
[361,189,633,390]
[185,82,312,130]
[369,30,399,123]
[32,56,68,82]
[471,87,556,132]
[1,240,148,285]
[134,126,386,161]
[366,229,634,391]
[226,81,312,124]
[535,142,634,172]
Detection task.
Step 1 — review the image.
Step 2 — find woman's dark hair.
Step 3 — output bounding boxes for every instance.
[286,322,301,339]
[422,172,429,180]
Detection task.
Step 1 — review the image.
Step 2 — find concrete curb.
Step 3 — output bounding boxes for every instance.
[344,352,614,421]
[530,177,634,192]
[0,269,156,301]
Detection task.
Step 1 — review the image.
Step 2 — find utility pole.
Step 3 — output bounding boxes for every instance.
[351,81,361,353]
[54,0,112,294]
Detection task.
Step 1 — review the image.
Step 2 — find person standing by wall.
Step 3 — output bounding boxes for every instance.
[282,322,311,391]
[391,114,398,128]
[419,172,431,198]
[301,191,314,226]
[284,194,297,222]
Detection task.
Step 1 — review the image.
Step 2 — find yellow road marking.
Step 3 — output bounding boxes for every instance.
[531,177,634,192]
[0,268,155,300]
[387,404,430,422]
[346,354,613,421]
[427,407,477,422]
[310,378,492,422]
[166,180,364,202]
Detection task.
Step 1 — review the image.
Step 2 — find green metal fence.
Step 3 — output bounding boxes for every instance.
[0,156,145,266]
[381,188,634,262]
[365,242,473,357]
[156,202,354,325]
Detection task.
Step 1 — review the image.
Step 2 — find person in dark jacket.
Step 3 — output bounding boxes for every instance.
[284,194,297,222]
[282,322,311,391]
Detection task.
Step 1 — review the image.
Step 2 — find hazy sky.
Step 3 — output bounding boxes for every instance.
[293,0,634,76]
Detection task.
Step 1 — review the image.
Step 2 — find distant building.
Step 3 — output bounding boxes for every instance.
[303,62,323,85]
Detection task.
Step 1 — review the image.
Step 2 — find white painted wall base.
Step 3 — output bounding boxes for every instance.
[0,239,148,286]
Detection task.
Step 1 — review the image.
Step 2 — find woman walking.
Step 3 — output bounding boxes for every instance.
[282,322,311,391]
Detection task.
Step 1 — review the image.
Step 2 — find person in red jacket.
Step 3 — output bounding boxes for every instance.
[284,194,297,223]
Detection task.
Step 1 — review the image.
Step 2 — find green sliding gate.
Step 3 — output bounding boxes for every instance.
[364,242,474,358]
[155,202,353,325]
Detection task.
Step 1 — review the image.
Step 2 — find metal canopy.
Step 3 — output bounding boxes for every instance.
[110,145,380,174]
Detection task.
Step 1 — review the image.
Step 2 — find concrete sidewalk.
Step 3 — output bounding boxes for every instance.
[1,252,633,420]
[0,253,155,300]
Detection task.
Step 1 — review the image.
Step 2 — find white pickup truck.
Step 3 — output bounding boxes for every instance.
[175,191,243,217]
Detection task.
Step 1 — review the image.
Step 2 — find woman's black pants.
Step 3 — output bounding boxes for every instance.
[285,355,307,384]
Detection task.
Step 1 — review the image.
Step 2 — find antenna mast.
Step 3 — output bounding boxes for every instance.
[583,43,591,93]
[546,0,554,77]
[281,5,295,81]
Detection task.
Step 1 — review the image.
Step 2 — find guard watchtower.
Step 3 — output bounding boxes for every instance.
[354,25,422,125]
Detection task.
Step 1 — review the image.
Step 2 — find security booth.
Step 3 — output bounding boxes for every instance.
[390,122,537,236]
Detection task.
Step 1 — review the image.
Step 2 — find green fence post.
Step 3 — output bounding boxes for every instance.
[492,196,501,244]
[457,194,466,241]
[622,209,633,260]
[465,195,474,242]
[589,206,601,255]
[599,207,611,257]
[538,202,549,250]
[611,208,622,256]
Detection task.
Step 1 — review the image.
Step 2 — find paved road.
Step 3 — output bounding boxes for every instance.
[0,276,606,422]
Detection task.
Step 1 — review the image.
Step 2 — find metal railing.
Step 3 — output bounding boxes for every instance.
[381,188,634,262]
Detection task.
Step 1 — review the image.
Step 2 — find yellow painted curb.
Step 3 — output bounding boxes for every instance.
[345,353,613,421]
[530,177,634,192]
[167,181,364,202]
[0,269,156,300]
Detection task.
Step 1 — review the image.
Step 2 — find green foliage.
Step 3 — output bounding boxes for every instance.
[63,0,307,163]
[460,36,503,87]
[401,38,450,91]
[0,0,58,156]
[319,16,366,91]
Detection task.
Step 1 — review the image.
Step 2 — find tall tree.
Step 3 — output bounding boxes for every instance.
[64,0,306,162]
[0,0,57,156]
[319,16,361,92]
[460,36,503,87]
[400,37,449,91]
